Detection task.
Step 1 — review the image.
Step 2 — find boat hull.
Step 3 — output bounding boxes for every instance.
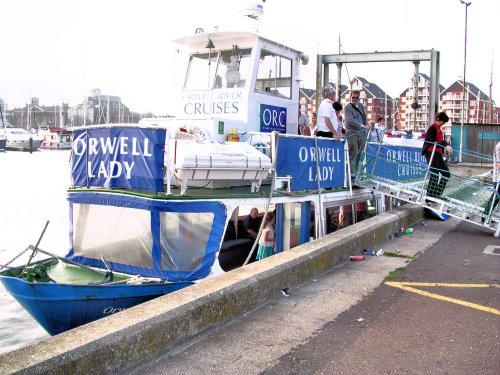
[6,138,43,151]
[40,140,71,150]
[0,276,193,335]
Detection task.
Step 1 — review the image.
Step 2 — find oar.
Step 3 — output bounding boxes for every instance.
[20,221,50,276]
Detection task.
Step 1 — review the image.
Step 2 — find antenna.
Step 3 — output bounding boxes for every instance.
[489,49,494,123]
[339,35,352,89]
[240,1,265,32]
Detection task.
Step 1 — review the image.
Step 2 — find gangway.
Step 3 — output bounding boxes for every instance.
[354,140,500,237]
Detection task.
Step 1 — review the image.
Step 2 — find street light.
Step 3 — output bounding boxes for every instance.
[459,0,471,163]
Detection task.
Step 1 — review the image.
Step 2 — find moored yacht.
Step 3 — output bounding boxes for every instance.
[5,127,43,151]
[38,126,72,150]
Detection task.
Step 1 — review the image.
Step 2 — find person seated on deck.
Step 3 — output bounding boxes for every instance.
[242,207,262,240]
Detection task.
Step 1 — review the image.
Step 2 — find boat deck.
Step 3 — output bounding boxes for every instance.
[68,183,355,201]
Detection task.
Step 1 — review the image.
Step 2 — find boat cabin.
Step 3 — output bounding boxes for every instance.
[141,31,308,141]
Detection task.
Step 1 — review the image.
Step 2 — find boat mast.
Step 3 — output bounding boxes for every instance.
[489,55,493,123]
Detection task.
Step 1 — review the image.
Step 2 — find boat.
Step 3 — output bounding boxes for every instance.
[0,134,5,152]
[4,126,43,151]
[38,126,72,149]
[0,131,5,152]
[0,10,426,335]
[0,107,7,152]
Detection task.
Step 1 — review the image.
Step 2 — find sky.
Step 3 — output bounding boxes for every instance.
[0,0,498,115]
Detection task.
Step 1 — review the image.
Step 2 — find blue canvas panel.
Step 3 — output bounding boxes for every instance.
[71,127,166,192]
[65,192,227,282]
[276,136,345,191]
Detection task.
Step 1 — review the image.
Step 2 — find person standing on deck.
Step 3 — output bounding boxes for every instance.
[298,108,311,136]
[369,116,385,142]
[421,112,452,199]
[256,212,276,260]
[310,112,317,135]
[345,90,369,173]
[333,102,346,136]
[316,87,341,140]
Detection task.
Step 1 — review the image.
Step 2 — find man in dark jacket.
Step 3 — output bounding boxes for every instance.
[422,112,452,198]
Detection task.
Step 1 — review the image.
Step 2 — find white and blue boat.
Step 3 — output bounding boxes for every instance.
[0,107,7,152]
[1,15,429,335]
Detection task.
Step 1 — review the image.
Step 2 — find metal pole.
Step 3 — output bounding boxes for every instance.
[459,1,471,163]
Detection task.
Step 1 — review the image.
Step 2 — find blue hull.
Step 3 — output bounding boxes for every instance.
[0,138,6,151]
[0,276,192,335]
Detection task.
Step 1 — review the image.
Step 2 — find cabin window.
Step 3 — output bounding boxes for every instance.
[325,206,342,234]
[215,47,252,89]
[72,204,153,267]
[159,212,214,271]
[255,50,292,99]
[278,202,302,251]
[184,52,219,91]
[324,204,355,233]
[184,47,252,91]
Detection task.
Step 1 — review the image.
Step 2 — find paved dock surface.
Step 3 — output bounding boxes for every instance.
[128,217,499,374]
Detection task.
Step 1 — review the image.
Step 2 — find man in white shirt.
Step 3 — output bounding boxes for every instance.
[316,86,341,140]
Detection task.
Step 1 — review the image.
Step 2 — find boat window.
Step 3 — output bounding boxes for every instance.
[281,202,301,250]
[218,205,272,271]
[325,204,354,233]
[325,206,341,234]
[215,47,252,89]
[184,52,219,91]
[255,50,292,99]
[72,204,153,267]
[184,48,252,91]
[159,212,214,271]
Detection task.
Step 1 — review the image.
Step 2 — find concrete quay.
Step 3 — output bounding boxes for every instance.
[0,205,424,374]
[133,214,498,375]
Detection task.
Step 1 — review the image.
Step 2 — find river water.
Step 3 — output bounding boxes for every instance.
[0,149,71,354]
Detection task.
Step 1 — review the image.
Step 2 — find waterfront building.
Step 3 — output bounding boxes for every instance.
[338,77,394,129]
[441,80,492,125]
[9,98,69,130]
[67,88,140,127]
[398,73,445,132]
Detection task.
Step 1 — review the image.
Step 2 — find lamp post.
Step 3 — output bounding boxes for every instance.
[459,0,471,163]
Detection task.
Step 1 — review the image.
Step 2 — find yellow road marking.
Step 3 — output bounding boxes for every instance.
[385,282,500,315]
[394,282,500,288]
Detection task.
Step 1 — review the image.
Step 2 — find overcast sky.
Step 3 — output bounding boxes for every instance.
[1,0,498,115]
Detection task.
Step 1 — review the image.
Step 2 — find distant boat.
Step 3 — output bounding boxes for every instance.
[38,126,72,150]
[5,127,43,151]
[0,133,5,152]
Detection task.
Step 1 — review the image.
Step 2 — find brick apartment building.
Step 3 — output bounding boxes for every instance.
[441,80,492,125]
[9,98,70,129]
[300,75,497,131]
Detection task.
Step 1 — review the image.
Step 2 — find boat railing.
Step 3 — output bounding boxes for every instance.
[356,139,499,236]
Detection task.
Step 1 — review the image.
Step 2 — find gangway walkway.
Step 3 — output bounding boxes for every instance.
[354,140,500,237]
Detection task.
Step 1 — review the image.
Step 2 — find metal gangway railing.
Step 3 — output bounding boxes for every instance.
[354,138,500,237]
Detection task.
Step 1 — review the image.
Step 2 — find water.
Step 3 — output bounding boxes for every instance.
[0,149,71,354]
